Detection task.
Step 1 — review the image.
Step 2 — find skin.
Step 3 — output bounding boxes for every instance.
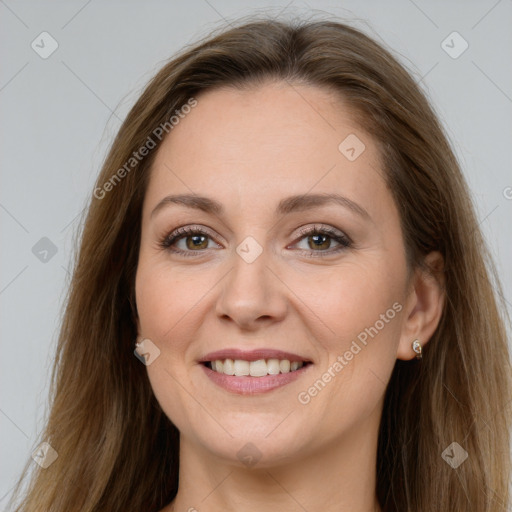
[135,81,444,512]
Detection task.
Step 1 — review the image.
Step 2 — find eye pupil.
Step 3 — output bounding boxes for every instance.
[309,234,330,250]
[163,226,348,257]
[186,235,208,249]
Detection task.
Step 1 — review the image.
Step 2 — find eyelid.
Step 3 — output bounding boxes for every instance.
[291,223,351,244]
[287,224,352,257]
[159,222,352,257]
[161,224,222,246]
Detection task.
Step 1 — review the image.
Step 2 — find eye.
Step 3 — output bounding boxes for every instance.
[159,223,352,258]
[159,225,220,257]
[291,224,351,257]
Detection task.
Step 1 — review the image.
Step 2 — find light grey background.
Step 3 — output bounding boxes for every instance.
[1,0,511,505]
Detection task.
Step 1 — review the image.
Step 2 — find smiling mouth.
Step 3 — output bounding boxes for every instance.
[202,358,312,377]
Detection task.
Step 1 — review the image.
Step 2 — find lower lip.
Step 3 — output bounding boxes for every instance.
[200,363,312,395]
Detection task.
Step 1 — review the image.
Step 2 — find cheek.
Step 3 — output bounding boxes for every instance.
[297,259,404,346]
[135,264,173,337]
[135,259,207,343]
[135,260,207,430]
[328,264,404,386]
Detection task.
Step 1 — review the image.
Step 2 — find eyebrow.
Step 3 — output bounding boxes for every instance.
[150,192,371,221]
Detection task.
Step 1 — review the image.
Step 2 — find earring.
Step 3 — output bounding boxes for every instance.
[411,339,422,359]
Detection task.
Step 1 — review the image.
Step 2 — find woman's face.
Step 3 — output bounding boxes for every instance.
[135,81,414,466]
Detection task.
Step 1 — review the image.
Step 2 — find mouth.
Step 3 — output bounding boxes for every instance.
[198,349,313,394]
[202,358,312,376]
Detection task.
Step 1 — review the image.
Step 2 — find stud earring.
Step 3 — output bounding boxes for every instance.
[411,339,422,359]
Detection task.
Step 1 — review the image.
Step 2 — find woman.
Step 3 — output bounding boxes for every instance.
[9,16,511,512]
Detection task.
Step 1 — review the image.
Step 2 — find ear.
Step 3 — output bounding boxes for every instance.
[397,251,445,360]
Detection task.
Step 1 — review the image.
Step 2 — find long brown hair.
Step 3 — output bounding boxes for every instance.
[9,15,511,512]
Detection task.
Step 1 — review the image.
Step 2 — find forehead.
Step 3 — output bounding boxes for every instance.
[144,81,390,220]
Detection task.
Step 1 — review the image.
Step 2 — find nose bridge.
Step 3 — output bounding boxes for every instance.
[215,236,287,327]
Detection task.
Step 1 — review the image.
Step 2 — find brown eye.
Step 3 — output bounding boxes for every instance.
[159,226,221,257]
[292,225,351,257]
[185,234,209,250]
[307,233,332,250]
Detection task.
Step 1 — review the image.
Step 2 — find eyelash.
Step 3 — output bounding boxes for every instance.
[158,224,352,258]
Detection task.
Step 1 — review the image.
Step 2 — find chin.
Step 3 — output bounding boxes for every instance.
[187,416,315,468]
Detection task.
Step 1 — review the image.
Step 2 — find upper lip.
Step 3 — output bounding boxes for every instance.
[198,348,312,363]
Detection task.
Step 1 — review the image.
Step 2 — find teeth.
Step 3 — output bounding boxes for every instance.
[208,358,305,377]
[279,360,290,373]
[249,359,267,377]
[223,359,235,375]
[234,360,250,376]
[267,359,281,375]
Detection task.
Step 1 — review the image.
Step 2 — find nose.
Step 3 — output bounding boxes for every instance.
[215,245,288,331]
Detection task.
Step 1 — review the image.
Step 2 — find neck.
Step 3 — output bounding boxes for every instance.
[166,405,383,512]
